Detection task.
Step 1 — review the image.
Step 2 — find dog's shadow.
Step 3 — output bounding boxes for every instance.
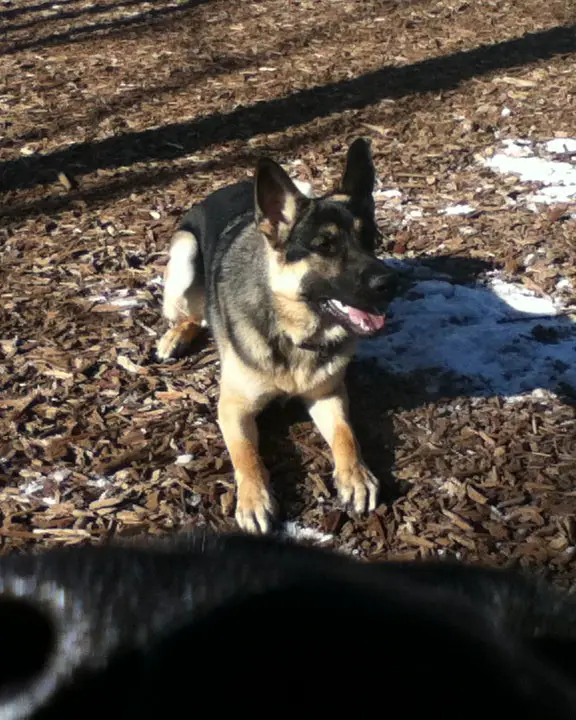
[259,255,576,523]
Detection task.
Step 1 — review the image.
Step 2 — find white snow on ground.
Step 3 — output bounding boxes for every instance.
[282,521,334,545]
[358,137,576,398]
[489,277,560,315]
[358,270,576,397]
[175,454,194,466]
[88,290,144,309]
[545,138,576,154]
[375,188,402,200]
[440,203,476,216]
[293,179,314,198]
[481,138,576,207]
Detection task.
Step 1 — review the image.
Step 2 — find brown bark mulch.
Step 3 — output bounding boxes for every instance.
[1,0,575,585]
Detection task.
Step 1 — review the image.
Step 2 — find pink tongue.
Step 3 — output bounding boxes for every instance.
[347,307,386,332]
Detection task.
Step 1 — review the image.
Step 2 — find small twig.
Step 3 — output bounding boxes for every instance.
[496,312,574,324]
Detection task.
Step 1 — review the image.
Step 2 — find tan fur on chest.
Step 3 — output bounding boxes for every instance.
[221,341,353,404]
[216,242,355,400]
[274,345,352,397]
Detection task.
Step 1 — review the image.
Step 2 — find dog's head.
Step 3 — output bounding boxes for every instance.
[255,138,397,338]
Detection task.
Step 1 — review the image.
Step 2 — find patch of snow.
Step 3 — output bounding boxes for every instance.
[293,179,314,198]
[88,294,143,309]
[50,469,71,483]
[175,454,194,466]
[189,493,202,508]
[528,185,576,205]
[85,285,150,318]
[358,270,576,397]
[489,277,557,315]
[375,188,402,199]
[282,522,333,546]
[87,476,111,489]
[545,138,576,154]
[504,389,558,404]
[523,253,536,267]
[484,153,576,187]
[20,479,44,496]
[556,278,573,292]
[481,138,576,207]
[108,297,142,309]
[441,203,476,216]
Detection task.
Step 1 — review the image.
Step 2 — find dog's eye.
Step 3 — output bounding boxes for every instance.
[311,236,337,255]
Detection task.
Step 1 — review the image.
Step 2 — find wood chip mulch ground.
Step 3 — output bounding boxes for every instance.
[1,0,575,585]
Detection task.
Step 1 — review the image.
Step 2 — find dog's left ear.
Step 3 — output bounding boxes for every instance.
[255,158,308,248]
[341,138,376,199]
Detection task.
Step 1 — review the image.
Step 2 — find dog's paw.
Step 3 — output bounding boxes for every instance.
[157,322,201,361]
[334,462,378,515]
[156,328,181,361]
[235,481,276,534]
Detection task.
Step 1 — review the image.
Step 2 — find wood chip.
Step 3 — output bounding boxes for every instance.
[117,355,149,375]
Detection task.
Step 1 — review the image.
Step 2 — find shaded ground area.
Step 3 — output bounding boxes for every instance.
[1,0,575,583]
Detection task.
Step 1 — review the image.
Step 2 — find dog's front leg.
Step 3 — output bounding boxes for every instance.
[304,384,378,515]
[218,385,275,534]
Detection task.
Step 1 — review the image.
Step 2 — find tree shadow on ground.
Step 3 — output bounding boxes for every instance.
[5,0,184,34]
[1,23,575,193]
[0,18,337,154]
[0,0,80,21]
[1,0,211,55]
[0,105,364,229]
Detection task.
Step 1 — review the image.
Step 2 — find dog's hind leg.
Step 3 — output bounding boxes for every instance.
[157,230,206,360]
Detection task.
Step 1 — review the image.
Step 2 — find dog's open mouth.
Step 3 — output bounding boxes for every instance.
[320,299,386,336]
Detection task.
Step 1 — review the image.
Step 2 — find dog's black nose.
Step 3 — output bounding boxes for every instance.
[367,269,398,299]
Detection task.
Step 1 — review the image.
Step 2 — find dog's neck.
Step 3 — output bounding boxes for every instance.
[297,335,355,359]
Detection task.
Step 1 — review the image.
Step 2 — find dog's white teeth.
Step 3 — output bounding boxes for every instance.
[331,300,346,312]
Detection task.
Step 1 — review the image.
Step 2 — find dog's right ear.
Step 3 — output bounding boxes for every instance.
[341,137,376,199]
[255,158,309,249]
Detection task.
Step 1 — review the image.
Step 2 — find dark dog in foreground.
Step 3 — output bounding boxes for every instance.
[158,139,398,533]
[2,532,576,719]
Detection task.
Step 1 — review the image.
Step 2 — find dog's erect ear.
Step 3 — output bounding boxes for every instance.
[341,138,376,198]
[255,158,308,248]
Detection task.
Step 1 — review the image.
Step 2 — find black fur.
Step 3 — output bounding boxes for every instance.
[1,532,576,718]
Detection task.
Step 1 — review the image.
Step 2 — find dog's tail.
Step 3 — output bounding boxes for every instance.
[162,230,202,323]
[157,230,205,361]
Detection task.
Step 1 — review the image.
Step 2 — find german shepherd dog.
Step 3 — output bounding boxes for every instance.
[157,139,398,533]
[3,531,576,719]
